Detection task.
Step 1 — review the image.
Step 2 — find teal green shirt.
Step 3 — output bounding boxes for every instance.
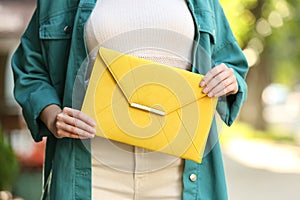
[12,0,248,199]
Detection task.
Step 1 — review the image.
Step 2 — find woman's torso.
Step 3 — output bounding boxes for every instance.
[85,0,195,199]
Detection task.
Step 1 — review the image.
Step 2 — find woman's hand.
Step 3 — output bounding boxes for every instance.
[40,105,96,139]
[200,63,238,97]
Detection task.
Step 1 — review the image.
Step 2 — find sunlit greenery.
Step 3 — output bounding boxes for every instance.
[220,0,257,47]
[221,0,300,86]
[220,122,296,145]
[0,129,19,190]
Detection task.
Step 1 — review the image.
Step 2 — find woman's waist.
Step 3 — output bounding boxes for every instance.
[91,137,184,174]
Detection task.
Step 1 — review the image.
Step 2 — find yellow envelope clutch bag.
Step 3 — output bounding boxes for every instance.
[81,47,217,163]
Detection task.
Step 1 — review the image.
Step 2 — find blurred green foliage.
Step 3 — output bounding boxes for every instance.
[220,0,258,47]
[221,0,300,87]
[0,129,19,191]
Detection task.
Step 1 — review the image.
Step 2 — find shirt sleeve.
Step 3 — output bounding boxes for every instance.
[11,9,61,142]
[212,0,249,126]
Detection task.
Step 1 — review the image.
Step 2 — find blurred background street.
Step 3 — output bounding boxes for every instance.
[0,0,300,199]
[224,152,300,200]
[221,124,300,200]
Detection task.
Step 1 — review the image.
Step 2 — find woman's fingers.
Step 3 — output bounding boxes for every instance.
[55,128,82,139]
[200,63,238,97]
[54,107,96,139]
[62,107,96,127]
[57,109,96,133]
[56,120,95,139]
[212,82,237,97]
[200,63,227,88]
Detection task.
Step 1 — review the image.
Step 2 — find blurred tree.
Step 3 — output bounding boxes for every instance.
[0,129,19,191]
[220,0,300,130]
[269,1,300,86]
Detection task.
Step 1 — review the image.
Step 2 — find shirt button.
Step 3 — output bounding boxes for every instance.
[64,25,71,34]
[189,174,197,182]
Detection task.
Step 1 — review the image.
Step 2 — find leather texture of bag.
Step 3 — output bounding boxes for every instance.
[82,47,217,163]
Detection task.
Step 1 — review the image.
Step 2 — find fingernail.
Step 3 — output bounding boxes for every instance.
[208,92,213,97]
[200,81,205,87]
[203,88,208,93]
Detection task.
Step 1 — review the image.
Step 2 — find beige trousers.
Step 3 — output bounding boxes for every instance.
[91,137,184,200]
